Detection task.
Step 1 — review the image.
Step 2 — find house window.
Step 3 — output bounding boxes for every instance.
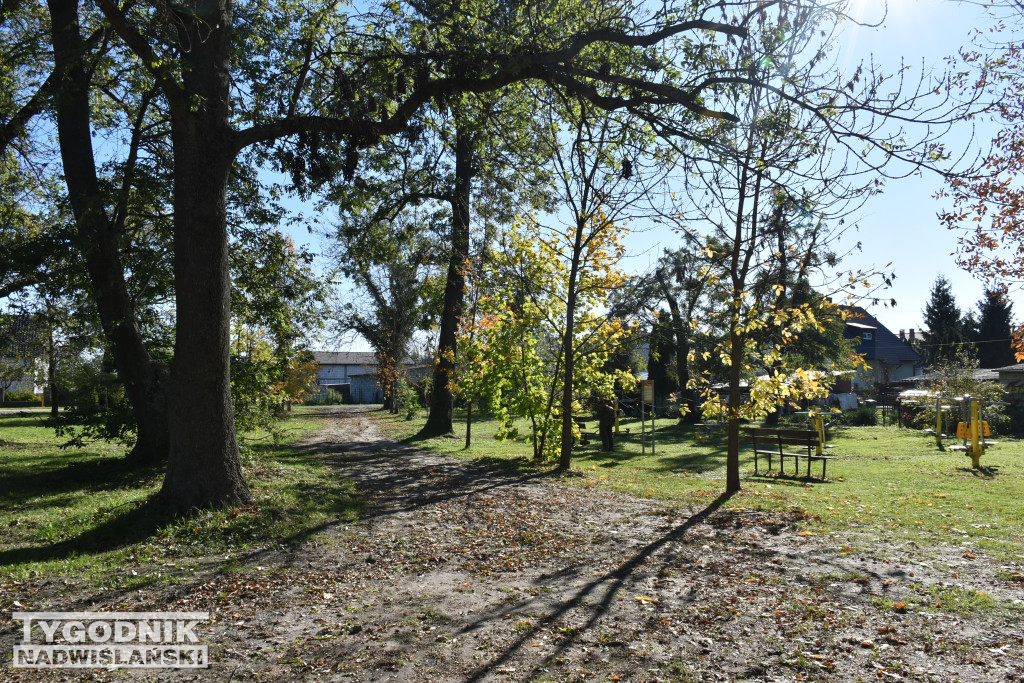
[862,332,873,340]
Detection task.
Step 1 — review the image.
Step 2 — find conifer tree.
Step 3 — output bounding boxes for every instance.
[921,275,965,366]
[973,287,1015,368]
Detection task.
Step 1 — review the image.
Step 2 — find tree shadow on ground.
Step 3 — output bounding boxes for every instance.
[292,434,553,522]
[0,415,50,430]
[573,424,733,474]
[0,499,175,567]
[458,491,735,682]
[747,472,836,487]
[0,457,161,510]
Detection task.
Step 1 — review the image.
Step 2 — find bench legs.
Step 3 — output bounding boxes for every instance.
[753,450,829,479]
[753,451,775,476]
[805,456,828,479]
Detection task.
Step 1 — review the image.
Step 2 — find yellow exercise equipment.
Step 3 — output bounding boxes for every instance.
[955,421,990,438]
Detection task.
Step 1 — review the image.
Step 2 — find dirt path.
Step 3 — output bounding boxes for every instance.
[3,406,1023,681]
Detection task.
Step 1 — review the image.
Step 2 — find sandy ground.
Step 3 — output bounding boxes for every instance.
[2,405,1023,682]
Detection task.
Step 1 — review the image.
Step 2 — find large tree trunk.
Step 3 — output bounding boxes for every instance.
[48,0,169,465]
[157,2,251,510]
[557,320,576,471]
[422,123,472,436]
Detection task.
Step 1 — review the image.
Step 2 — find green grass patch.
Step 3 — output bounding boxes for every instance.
[871,583,1012,616]
[378,409,1024,558]
[0,407,362,586]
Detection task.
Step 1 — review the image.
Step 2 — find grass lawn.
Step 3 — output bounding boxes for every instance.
[379,408,1024,561]
[2,404,1020,588]
[0,407,362,586]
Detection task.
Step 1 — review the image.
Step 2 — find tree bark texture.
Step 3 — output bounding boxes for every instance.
[157,1,251,509]
[48,0,169,465]
[48,328,59,418]
[422,124,472,436]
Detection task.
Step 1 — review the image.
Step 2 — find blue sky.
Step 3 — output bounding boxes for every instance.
[821,0,1017,334]
[626,0,1019,335]
[622,0,1019,338]
[298,0,1018,351]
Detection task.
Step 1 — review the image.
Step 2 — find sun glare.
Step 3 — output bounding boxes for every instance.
[845,0,888,27]
[837,0,966,75]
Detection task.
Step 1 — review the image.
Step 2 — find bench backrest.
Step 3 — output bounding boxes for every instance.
[744,427,820,448]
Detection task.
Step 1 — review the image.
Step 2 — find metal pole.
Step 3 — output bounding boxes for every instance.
[641,398,646,454]
[651,406,656,456]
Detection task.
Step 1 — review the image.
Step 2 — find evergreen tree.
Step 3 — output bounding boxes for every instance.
[921,275,965,366]
[973,287,1015,368]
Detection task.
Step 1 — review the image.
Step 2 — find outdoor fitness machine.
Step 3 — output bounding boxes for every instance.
[793,410,831,455]
[810,411,827,456]
[924,396,958,447]
[948,395,998,468]
[914,392,1000,468]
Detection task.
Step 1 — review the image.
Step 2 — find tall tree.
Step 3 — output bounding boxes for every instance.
[319,89,549,433]
[649,242,719,420]
[536,101,669,471]
[39,0,973,507]
[45,0,183,465]
[329,210,441,413]
[921,275,965,366]
[677,3,918,492]
[416,90,553,437]
[973,287,1015,368]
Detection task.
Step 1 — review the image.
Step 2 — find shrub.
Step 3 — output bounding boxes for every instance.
[3,389,38,403]
[304,388,346,406]
[988,412,1015,436]
[394,380,421,420]
[848,405,878,426]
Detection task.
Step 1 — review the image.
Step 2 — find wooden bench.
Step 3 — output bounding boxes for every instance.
[745,427,835,479]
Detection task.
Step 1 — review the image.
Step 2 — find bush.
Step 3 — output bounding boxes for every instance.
[3,390,38,403]
[395,380,421,420]
[304,388,346,406]
[987,411,1011,438]
[848,405,878,426]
